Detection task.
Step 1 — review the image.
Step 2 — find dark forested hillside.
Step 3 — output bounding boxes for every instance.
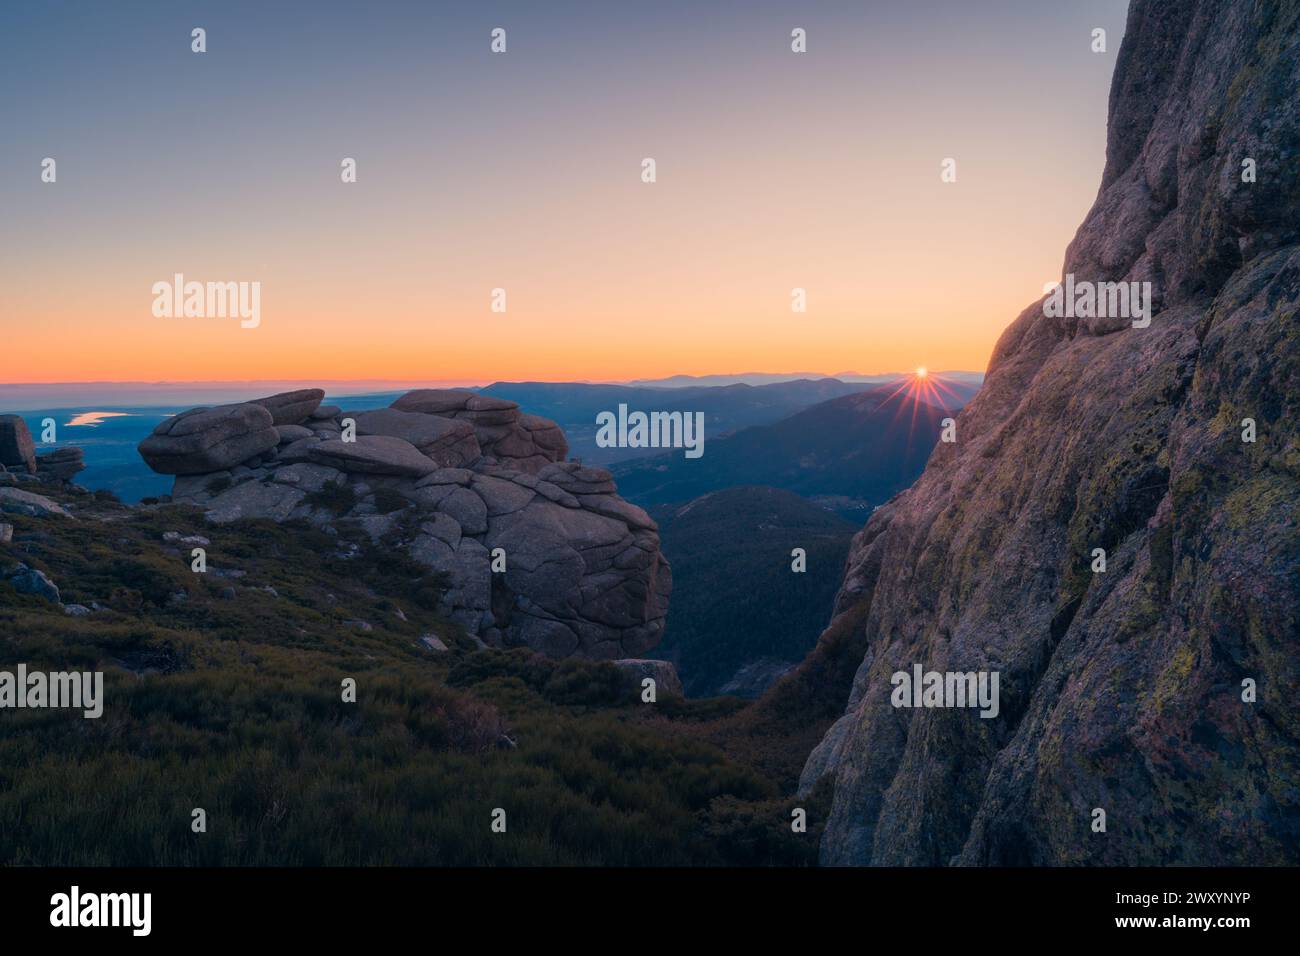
[612,385,952,511]
[652,486,858,697]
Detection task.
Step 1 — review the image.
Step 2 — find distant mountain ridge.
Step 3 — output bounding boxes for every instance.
[480,378,882,463]
[0,371,987,409]
[3,376,981,503]
[629,371,985,388]
[611,382,962,512]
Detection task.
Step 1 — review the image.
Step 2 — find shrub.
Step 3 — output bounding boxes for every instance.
[304,480,357,516]
[0,482,817,867]
[372,487,409,515]
[109,557,185,607]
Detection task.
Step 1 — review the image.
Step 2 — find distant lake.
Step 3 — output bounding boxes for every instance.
[65,411,134,428]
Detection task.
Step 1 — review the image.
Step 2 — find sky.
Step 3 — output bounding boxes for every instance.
[1,0,1130,386]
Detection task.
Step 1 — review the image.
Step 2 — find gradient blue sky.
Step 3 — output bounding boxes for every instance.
[1,0,1130,384]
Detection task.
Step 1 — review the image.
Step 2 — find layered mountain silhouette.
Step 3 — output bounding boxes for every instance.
[480,378,878,463]
[796,0,1300,866]
[629,371,986,389]
[611,383,962,511]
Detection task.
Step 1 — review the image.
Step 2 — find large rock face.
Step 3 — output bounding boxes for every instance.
[143,388,671,659]
[801,0,1299,865]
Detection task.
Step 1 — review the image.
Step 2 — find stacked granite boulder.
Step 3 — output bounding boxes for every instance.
[0,415,37,475]
[0,415,86,487]
[138,388,671,659]
[391,390,568,471]
[35,447,87,484]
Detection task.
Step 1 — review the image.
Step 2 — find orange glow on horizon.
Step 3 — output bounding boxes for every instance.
[3,293,1012,385]
[3,2,1121,391]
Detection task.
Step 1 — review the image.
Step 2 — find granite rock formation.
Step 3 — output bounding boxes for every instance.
[0,415,36,475]
[139,388,671,659]
[0,416,86,487]
[800,0,1299,865]
[34,447,87,484]
[139,403,282,475]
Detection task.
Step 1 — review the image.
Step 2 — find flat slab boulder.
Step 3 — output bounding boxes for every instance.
[349,408,480,466]
[574,493,656,530]
[3,563,61,603]
[275,436,323,463]
[389,390,565,472]
[415,467,474,487]
[538,462,617,494]
[466,394,518,412]
[275,424,314,444]
[35,447,86,482]
[139,403,279,475]
[392,389,518,416]
[390,389,477,415]
[270,462,344,492]
[204,480,306,524]
[0,487,72,518]
[308,435,439,477]
[251,389,324,426]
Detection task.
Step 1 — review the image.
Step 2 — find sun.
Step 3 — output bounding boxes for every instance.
[883,366,960,418]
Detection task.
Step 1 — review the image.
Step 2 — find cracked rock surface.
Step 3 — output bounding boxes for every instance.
[800,0,1300,866]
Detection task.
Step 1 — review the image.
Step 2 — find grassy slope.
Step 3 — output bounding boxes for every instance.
[0,486,831,865]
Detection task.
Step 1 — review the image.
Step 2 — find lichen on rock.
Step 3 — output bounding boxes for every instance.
[799,0,1300,866]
